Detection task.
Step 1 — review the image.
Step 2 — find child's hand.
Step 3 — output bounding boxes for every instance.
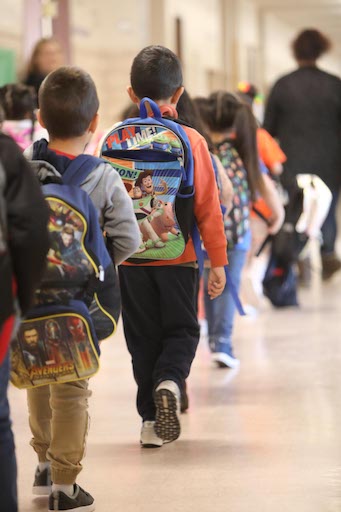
[267,205,285,235]
[207,267,226,299]
[270,162,284,176]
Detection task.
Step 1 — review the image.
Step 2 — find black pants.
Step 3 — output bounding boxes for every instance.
[119,265,200,421]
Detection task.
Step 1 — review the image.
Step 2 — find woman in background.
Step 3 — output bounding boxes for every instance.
[23,38,64,98]
[264,29,341,280]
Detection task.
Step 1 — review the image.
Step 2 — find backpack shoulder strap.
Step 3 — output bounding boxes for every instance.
[62,155,103,187]
[139,97,161,118]
[210,153,218,180]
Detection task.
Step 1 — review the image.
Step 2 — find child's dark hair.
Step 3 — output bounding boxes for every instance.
[176,90,214,152]
[206,91,262,200]
[130,46,183,100]
[0,83,36,121]
[292,29,331,61]
[0,83,37,139]
[193,97,213,128]
[39,66,99,139]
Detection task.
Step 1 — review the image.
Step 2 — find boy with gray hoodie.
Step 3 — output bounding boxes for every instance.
[24,66,140,512]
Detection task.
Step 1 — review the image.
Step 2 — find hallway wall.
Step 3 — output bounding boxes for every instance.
[0,0,24,78]
[69,0,226,127]
[235,0,260,86]
[1,0,341,126]
[70,0,150,129]
[162,0,224,96]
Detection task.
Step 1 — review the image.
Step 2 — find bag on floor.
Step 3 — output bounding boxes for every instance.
[99,98,198,264]
[263,254,298,307]
[10,300,100,389]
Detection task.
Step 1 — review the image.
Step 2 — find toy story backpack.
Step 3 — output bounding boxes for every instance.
[99,98,198,264]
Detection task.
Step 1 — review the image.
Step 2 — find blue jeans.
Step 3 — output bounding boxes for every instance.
[321,189,339,255]
[203,249,247,356]
[0,352,17,512]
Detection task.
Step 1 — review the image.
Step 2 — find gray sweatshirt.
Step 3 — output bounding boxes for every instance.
[24,145,140,265]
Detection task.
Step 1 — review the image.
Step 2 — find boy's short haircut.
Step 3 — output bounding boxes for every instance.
[131,46,183,100]
[39,66,99,139]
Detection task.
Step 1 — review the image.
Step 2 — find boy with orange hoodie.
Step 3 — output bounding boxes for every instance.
[104,46,227,448]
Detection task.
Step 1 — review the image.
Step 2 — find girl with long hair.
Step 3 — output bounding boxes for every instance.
[200,91,283,368]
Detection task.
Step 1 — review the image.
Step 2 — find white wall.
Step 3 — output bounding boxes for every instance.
[69,0,224,127]
[70,0,150,129]
[235,0,260,85]
[262,12,296,92]
[0,0,25,77]
[162,0,224,96]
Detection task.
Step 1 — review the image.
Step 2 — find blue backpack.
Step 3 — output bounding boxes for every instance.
[99,98,199,264]
[11,155,118,388]
[37,171,110,304]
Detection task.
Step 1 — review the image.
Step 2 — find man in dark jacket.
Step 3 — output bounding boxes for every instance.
[264,29,341,280]
[0,133,49,512]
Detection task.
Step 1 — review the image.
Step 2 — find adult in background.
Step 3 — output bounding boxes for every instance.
[264,29,341,280]
[0,132,49,512]
[23,38,64,98]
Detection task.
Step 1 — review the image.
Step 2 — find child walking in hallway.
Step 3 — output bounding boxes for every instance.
[24,66,139,511]
[202,92,284,368]
[102,46,228,448]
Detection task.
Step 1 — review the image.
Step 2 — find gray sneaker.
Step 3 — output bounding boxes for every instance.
[154,380,181,443]
[48,485,95,511]
[32,465,52,495]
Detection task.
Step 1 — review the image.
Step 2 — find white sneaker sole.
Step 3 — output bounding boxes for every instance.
[140,421,163,448]
[154,388,180,443]
[212,352,240,369]
[32,485,51,496]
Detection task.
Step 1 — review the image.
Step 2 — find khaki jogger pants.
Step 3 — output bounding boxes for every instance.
[26,379,91,485]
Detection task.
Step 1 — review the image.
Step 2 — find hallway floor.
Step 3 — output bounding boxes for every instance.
[10,271,341,512]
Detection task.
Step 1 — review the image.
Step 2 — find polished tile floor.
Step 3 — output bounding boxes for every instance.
[9,269,341,512]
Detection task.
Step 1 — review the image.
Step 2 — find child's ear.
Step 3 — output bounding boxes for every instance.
[127,86,139,104]
[36,110,46,128]
[170,86,184,106]
[89,113,99,134]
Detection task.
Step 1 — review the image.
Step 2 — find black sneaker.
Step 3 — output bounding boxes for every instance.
[48,485,95,511]
[32,465,52,495]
